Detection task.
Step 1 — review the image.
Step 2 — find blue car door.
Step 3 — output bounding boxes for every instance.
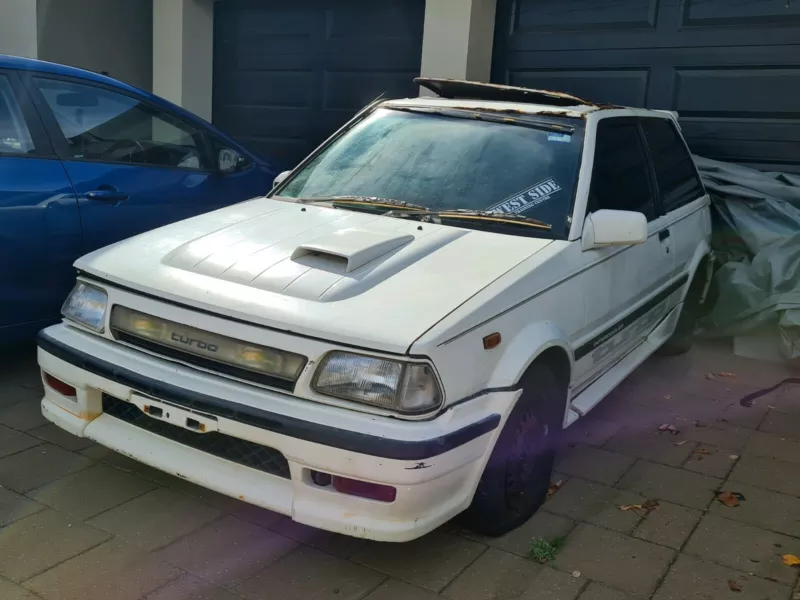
[0,70,82,342]
[24,74,264,254]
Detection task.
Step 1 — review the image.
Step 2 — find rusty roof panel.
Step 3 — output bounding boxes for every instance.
[414,78,596,108]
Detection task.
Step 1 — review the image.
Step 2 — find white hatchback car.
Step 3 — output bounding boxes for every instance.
[37,79,713,542]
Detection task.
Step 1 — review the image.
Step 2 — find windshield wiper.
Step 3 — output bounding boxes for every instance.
[296,196,551,231]
[386,208,552,231]
[297,196,431,212]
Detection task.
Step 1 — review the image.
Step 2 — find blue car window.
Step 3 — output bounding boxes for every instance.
[0,76,35,155]
[34,77,207,170]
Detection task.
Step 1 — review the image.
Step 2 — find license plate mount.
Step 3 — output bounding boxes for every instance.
[129,393,219,434]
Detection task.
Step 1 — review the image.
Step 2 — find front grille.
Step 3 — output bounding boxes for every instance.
[113,331,296,392]
[102,395,291,479]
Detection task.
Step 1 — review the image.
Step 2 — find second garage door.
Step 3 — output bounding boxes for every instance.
[492,0,800,172]
[213,0,425,171]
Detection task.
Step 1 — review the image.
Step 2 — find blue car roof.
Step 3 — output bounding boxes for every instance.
[0,54,274,170]
[0,54,145,96]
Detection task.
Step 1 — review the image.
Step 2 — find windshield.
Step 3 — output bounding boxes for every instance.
[275,107,585,238]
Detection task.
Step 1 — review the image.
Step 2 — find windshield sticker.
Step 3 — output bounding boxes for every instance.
[547,132,572,143]
[487,178,563,215]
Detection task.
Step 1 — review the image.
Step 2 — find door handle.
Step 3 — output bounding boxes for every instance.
[83,188,129,202]
[658,229,670,241]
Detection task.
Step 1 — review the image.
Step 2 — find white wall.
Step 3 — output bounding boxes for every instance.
[420,0,497,86]
[153,0,214,121]
[0,0,38,58]
[37,0,153,91]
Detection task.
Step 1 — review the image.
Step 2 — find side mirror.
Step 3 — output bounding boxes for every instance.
[582,209,647,251]
[273,170,291,189]
[217,148,243,173]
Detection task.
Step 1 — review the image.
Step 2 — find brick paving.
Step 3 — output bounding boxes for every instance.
[0,340,799,600]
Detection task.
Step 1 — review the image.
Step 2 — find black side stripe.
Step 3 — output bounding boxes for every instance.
[574,274,688,361]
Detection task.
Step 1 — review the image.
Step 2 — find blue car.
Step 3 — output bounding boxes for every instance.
[0,55,277,344]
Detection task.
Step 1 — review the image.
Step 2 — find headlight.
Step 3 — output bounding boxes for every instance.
[61,281,108,332]
[313,351,442,414]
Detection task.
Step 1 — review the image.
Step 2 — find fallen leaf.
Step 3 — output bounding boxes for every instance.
[695,448,712,455]
[546,480,563,499]
[658,424,679,435]
[730,454,740,460]
[782,554,800,567]
[728,579,742,592]
[716,491,745,507]
[618,499,659,514]
[719,372,739,379]
[642,499,660,511]
[674,440,689,446]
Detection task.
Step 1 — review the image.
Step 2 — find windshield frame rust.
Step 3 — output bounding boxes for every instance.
[270,102,587,240]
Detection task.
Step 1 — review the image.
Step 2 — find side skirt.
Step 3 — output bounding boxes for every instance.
[565,302,683,426]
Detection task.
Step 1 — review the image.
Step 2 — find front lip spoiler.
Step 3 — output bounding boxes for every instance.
[37,330,500,461]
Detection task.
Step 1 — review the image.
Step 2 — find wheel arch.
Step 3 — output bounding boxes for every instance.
[486,322,574,391]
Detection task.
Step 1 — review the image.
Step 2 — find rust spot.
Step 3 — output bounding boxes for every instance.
[536,110,576,118]
[415,77,597,107]
[452,106,526,115]
[450,105,585,120]
[48,401,99,422]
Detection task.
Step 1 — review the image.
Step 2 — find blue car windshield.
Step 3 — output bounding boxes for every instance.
[277,107,585,238]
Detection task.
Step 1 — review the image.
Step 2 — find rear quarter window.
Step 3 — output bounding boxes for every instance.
[640,118,705,212]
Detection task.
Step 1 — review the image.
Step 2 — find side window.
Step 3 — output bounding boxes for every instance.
[34,77,206,170]
[0,75,35,155]
[641,118,705,212]
[589,118,656,221]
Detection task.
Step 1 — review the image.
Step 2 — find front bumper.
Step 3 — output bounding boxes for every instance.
[37,324,517,542]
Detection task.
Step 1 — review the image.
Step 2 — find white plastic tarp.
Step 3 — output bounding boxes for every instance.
[694,156,800,362]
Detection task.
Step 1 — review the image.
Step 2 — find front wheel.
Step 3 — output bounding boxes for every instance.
[459,362,564,537]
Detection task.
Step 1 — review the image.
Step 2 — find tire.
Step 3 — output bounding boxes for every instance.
[459,362,564,537]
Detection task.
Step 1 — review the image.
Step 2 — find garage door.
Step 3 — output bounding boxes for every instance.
[213,0,425,171]
[492,0,800,172]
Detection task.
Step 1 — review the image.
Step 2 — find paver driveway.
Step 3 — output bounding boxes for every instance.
[0,340,798,600]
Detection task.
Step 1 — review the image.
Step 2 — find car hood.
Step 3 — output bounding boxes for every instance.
[76,198,553,353]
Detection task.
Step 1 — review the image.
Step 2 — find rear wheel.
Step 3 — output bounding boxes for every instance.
[459,362,564,537]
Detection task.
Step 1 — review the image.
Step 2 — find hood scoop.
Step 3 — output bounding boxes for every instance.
[290,229,414,273]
